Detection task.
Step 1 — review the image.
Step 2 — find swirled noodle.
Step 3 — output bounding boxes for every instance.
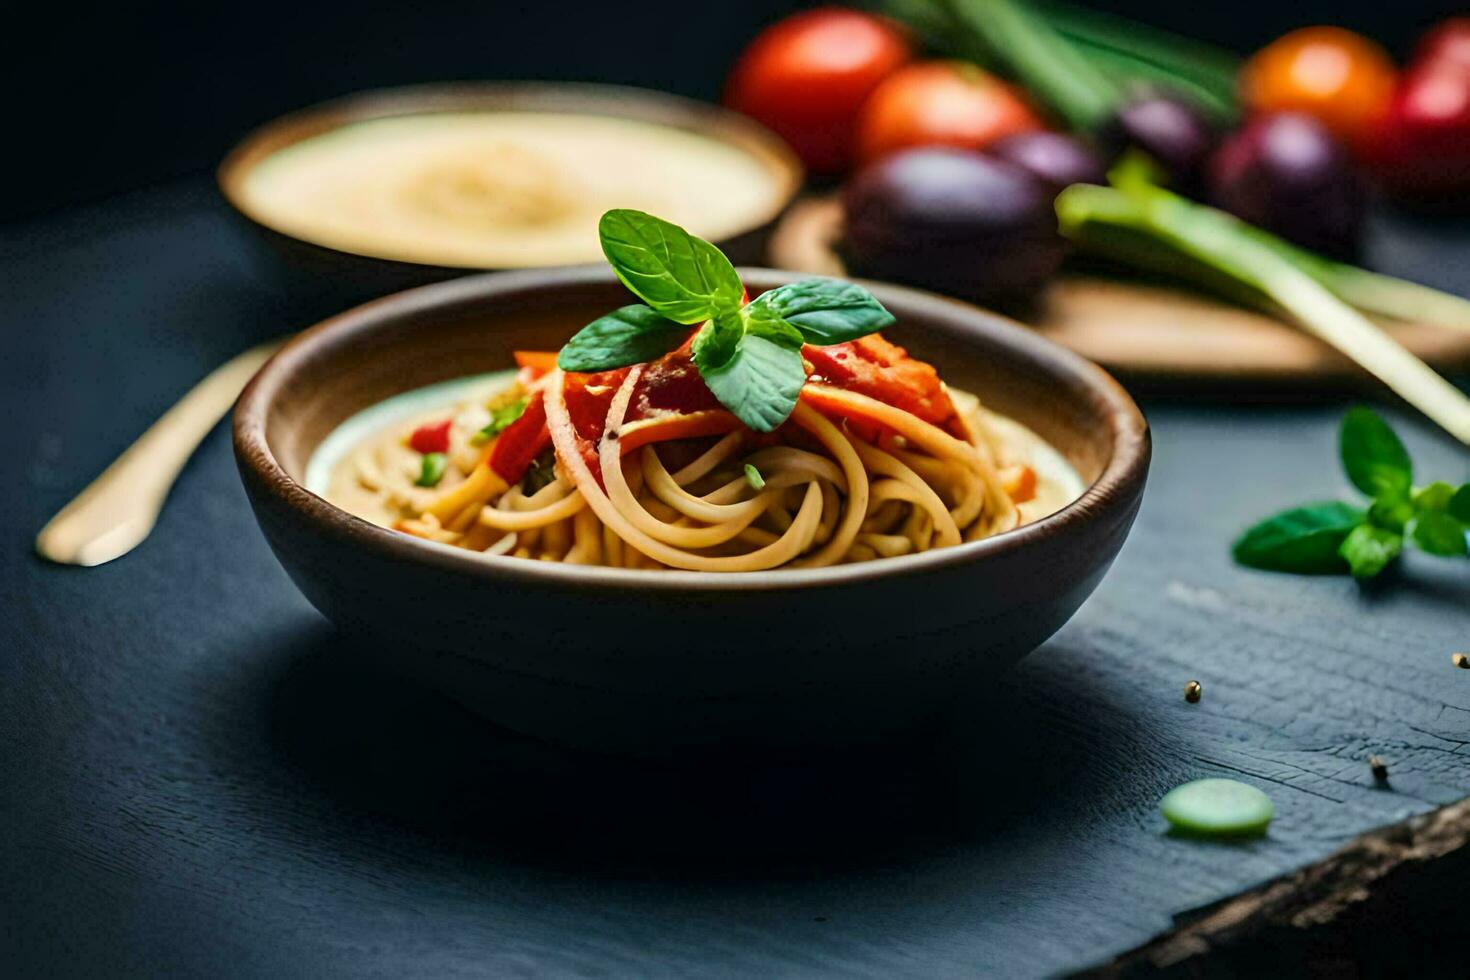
[321,362,1083,570]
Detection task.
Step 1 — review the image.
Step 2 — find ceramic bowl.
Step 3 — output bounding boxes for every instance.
[233,268,1149,756]
[218,82,802,312]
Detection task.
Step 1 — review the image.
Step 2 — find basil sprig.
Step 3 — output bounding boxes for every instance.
[557,209,895,432]
[1233,407,1470,578]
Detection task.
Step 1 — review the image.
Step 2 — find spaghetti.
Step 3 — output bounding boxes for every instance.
[325,335,1078,571]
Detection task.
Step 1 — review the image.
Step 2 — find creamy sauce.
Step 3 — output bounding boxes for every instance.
[239,113,787,268]
[307,374,1087,532]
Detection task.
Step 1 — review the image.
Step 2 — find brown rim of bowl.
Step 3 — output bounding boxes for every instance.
[216,81,805,269]
[233,267,1150,594]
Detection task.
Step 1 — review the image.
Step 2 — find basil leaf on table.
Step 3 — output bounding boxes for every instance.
[1339,406,1412,498]
[558,304,685,372]
[1338,523,1403,578]
[1411,511,1470,557]
[1412,481,1458,513]
[699,333,808,433]
[1451,484,1470,523]
[1367,490,1414,533]
[1231,502,1365,574]
[744,278,896,345]
[598,210,744,324]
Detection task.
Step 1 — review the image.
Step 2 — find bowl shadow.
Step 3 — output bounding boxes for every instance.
[256,623,1148,877]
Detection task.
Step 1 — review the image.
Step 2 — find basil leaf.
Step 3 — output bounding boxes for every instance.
[1411,511,1469,557]
[690,310,745,374]
[558,304,686,372]
[1340,406,1412,498]
[599,210,744,324]
[742,306,805,350]
[1451,484,1470,523]
[744,278,895,345]
[415,452,449,488]
[744,463,765,491]
[1232,502,1365,574]
[1413,481,1457,513]
[700,333,807,433]
[1338,524,1403,579]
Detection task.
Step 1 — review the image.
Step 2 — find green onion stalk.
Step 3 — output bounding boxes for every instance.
[877,0,1239,128]
[1056,161,1470,445]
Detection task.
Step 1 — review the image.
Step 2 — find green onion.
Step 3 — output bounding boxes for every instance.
[415,452,449,488]
[744,463,766,491]
[1038,0,1240,120]
[1235,231,1470,332]
[1057,165,1470,445]
[938,0,1121,131]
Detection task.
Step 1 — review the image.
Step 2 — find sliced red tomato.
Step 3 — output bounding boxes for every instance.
[561,367,632,479]
[555,344,740,486]
[630,344,724,417]
[487,391,551,484]
[802,334,962,436]
[408,419,451,455]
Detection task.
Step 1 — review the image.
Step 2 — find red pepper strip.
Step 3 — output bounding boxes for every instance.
[802,335,967,439]
[408,419,452,455]
[487,390,551,483]
[513,351,560,375]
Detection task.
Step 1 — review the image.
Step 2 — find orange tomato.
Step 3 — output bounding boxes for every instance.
[724,8,912,174]
[854,61,1045,166]
[1241,27,1398,154]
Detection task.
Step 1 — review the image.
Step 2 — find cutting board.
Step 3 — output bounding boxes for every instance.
[768,196,1470,382]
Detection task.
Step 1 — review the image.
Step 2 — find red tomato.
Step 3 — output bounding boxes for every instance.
[557,344,724,484]
[854,61,1045,166]
[1240,27,1398,155]
[1415,18,1470,72]
[1372,61,1470,200]
[408,419,451,455]
[803,334,960,433]
[725,8,912,174]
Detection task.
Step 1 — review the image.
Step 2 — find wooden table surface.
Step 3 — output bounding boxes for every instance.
[3,183,1468,977]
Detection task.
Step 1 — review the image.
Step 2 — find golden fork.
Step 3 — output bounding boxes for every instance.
[35,340,283,566]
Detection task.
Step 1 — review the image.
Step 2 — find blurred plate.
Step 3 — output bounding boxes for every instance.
[219,82,803,309]
[770,196,1470,383]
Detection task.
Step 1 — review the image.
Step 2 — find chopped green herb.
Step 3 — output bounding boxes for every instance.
[1231,406,1470,580]
[415,452,449,488]
[1160,778,1273,838]
[473,399,528,443]
[744,463,765,491]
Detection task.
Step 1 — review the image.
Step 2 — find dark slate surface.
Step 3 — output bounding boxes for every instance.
[4,183,1469,978]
